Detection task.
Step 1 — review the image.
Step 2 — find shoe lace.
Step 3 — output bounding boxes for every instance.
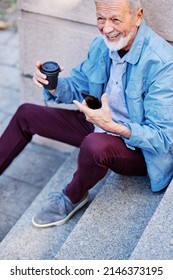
[45,192,72,214]
[48,192,63,202]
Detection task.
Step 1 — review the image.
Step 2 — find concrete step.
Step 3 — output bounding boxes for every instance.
[130,178,173,260]
[0,142,67,242]
[0,149,107,260]
[55,173,164,260]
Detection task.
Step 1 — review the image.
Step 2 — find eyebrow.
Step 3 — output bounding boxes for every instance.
[96,13,123,19]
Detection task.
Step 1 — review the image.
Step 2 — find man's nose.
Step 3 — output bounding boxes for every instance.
[103,19,114,34]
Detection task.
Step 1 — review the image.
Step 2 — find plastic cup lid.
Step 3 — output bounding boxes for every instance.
[41,61,60,73]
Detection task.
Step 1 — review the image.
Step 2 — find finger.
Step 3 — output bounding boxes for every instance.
[36,61,42,68]
[82,99,87,106]
[73,100,83,111]
[34,61,47,80]
[33,61,49,88]
[33,71,48,84]
[35,62,46,78]
[73,100,89,113]
[33,74,44,88]
[35,66,47,80]
[101,93,108,105]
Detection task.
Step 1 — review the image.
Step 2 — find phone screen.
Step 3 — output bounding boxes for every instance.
[82,92,102,109]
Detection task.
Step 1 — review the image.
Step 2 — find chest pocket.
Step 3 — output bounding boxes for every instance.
[125,78,146,123]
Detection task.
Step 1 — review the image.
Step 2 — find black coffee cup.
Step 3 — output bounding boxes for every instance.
[40,61,60,90]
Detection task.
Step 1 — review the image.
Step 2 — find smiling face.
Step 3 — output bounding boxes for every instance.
[96,0,143,51]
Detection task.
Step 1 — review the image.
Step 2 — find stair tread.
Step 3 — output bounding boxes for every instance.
[55,173,164,260]
[0,149,105,260]
[0,147,168,260]
[130,178,173,260]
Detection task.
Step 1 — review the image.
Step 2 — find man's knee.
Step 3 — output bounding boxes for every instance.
[15,103,40,124]
[15,103,34,118]
[80,133,110,160]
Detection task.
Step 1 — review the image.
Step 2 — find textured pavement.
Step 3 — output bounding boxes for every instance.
[0,29,68,241]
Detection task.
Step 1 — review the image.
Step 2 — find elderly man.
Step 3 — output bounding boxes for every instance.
[1,0,173,227]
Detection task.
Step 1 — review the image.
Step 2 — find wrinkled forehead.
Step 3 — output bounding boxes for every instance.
[95,0,129,6]
[96,0,131,17]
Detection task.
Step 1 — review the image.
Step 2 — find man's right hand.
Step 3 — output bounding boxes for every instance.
[33,61,64,95]
[33,61,48,88]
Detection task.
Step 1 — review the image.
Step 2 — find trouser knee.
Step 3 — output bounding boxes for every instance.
[13,103,36,139]
[79,133,109,165]
[15,103,34,119]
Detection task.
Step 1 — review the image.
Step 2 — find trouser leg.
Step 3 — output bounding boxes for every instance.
[66,133,147,203]
[0,103,93,174]
[0,102,147,204]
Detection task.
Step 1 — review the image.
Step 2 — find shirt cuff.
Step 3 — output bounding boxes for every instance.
[123,123,142,148]
[42,79,67,103]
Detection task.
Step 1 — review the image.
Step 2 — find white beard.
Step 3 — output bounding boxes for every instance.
[102,29,134,51]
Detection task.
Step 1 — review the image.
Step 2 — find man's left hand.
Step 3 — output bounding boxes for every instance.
[73,93,113,131]
[73,93,131,139]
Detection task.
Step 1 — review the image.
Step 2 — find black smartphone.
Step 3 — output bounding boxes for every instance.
[81,92,102,109]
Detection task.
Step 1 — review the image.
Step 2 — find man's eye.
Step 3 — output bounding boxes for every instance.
[112,18,120,24]
[97,17,105,23]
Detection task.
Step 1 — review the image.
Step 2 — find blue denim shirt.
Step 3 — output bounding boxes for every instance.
[43,19,173,192]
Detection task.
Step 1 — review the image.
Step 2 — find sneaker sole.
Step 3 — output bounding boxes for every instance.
[32,192,90,228]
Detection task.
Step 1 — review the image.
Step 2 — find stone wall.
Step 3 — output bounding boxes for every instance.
[18,0,99,151]
[18,0,99,102]
[18,0,173,151]
[141,0,173,44]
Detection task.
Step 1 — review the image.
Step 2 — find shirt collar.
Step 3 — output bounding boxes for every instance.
[109,50,121,61]
[125,19,147,65]
[109,49,128,63]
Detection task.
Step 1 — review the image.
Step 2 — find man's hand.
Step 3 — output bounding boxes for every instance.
[33,61,48,88]
[73,93,131,139]
[73,93,112,128]
[33,61,64,95]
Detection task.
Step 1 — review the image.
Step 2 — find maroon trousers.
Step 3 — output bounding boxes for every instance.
[0,104,147,203]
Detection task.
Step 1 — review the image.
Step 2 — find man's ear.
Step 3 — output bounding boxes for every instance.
[136,8,144,27]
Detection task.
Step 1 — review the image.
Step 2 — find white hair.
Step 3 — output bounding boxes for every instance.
[94,0,142,15]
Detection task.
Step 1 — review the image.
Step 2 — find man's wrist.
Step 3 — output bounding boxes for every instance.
[107,121,131,139]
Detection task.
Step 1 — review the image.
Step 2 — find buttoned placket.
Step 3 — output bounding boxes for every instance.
[106,52,130,124]
[94,51,130,134]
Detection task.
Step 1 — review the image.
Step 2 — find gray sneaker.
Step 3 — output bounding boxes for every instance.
[32,191,89,228]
